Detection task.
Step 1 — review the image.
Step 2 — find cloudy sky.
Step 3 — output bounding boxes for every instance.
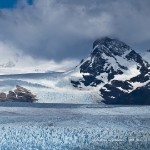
[0,0,150,72]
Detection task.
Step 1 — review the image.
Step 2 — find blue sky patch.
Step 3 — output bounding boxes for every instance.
[0,0,33,8]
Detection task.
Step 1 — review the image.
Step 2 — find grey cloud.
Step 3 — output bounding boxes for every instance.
[0,0,150,61]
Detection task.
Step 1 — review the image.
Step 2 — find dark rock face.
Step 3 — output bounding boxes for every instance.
[92,37,130,56]
[0,85,37,102]
[71,80,81,88]
[82,75,102,87]
[0,93,7,101]
[100,80,133,103]
[101,83,150,105]
[7,91,17,100]
[71,37,150,104]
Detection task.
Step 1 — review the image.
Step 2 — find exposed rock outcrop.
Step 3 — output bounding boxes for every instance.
[0,93,7,101]
[0,85,37,102]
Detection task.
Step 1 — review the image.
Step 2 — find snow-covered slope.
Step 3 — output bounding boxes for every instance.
[0,72,100,104]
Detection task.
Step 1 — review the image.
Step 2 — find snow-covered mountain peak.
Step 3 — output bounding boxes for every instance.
[92,37,131,57]
[69,37,150,104]
[78,37,141,81]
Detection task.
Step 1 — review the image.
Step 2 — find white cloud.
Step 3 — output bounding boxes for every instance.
[0,0,150,73]
[0,41,79,74]
[0,0,114,61]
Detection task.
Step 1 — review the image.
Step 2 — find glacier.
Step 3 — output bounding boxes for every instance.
[0,103,150,150]
[0,72,101,104]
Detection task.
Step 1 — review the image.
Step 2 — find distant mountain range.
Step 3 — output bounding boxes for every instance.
[70,37,150,104]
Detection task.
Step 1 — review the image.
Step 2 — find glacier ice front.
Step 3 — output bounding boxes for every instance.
[0,125,150,150]
[0,104,150,150]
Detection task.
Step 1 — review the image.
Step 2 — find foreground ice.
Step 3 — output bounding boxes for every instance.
[0,103,150,150]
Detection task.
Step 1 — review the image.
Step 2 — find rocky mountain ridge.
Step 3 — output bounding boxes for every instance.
[70,37,150,104]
